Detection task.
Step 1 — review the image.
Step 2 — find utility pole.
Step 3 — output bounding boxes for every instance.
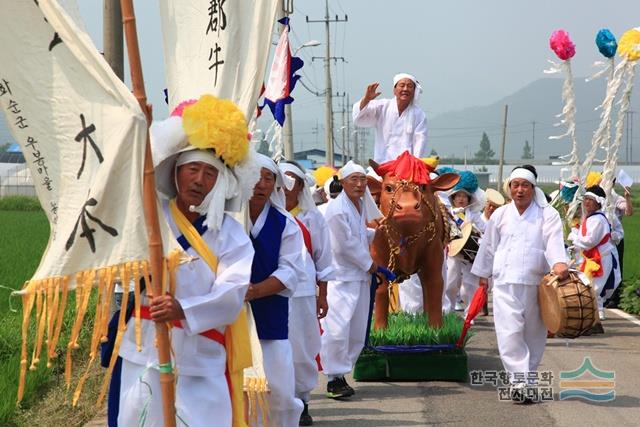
[531,120,536,159]
[497,104,509,191]
[307,0,347,167]
[103,0,124,80]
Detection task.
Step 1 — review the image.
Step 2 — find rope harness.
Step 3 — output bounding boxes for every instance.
[377,180,448,309]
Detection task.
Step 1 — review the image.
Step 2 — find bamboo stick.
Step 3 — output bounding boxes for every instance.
[119,1,176,426]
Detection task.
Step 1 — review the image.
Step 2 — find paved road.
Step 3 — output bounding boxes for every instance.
[308,308,640,426]
[86,307,639,426]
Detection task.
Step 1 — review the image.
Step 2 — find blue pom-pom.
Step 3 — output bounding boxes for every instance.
[452,170,478,194]
[596,29,617,58]
[560,184,578,203]
[436,166,458,176]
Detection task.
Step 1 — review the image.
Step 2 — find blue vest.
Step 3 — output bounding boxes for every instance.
[249,206,289,340]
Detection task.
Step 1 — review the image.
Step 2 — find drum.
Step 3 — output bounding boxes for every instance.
[538,271,598,338]
[448,222,481,263]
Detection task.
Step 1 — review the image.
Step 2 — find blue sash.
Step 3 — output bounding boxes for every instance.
[249,206,289,340]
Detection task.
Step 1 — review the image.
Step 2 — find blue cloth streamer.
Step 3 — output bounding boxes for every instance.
[596,29,617,58]
[376,266,397,282]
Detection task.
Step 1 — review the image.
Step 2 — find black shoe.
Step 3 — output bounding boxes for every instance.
[604,300,618,309]
[510,385,534,404]
[326,376,354,399]
[299,402,313,426]
[583,323,605,336]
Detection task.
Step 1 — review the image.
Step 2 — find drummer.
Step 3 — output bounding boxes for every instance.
[568,185,621,333]
[471,165,568,403]
[481,188,506,225]
[443,170,486,315]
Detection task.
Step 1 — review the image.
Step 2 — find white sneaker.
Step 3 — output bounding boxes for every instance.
[599,310,606,321]
[454,301,464,311]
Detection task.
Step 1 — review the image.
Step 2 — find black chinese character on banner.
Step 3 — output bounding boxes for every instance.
[65,197,118,253]
[0,79,11,97]
[208,43,224,86]
[33,0,63,51]
[206,0,227,35]
[74,113,103,179]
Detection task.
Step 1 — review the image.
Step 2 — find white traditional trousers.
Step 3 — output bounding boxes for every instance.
[399,274,423,314]
[492,284,547,384]
[118,359,231,427]
[289,296,321,402]
[259,339,304,427]
[320,279,370,377]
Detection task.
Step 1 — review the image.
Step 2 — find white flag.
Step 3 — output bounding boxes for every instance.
[159,0,282,119]
[0,1,151,283]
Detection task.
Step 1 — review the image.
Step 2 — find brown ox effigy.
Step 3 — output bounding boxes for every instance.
[368,151,459,328]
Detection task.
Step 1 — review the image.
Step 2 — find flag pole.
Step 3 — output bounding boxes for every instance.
[119,1,176,426]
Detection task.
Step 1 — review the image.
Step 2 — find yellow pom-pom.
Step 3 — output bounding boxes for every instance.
[421,156,440,170]
[182,95,249,167]
[313,165,337,187]
[618,28,640,62]
[585,171,602,188]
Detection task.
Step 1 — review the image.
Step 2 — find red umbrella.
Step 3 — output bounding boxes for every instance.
[456,282,488,348]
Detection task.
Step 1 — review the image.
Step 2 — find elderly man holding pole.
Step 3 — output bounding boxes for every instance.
[116,96,255,427]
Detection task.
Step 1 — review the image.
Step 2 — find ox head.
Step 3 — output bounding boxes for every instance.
[368,154,459,226]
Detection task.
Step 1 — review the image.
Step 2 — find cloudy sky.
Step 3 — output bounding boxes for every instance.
[76,1,638,115]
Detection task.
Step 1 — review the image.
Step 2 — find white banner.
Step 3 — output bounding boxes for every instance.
[0,0,150,282]
[159,0,282,119]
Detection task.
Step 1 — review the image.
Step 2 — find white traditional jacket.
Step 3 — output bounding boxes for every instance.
[119,202,254,377]
[293,207,336,297]
[325,191,375,282]
[471,201,567,286]
[352,98,428,163]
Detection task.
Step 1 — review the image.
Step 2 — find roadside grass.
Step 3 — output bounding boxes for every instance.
[0,209,102,426]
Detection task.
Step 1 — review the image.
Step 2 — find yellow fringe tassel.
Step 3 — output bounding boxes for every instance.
[72,268,109,406]
[96,263,131,407]
[16,258,177,408]
[17,288,35,403]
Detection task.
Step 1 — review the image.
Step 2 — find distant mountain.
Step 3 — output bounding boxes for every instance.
[428,76,639,162]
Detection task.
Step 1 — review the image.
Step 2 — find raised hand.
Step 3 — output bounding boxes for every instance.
[360,82,381,109]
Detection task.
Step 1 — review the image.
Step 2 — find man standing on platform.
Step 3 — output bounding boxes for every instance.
[471,165,569,404]
[352,73,428,163]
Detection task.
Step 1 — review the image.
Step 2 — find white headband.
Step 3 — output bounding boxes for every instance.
[584,192,606,206]
[340,160,366,179]
[176,149,220,169]
[279,162,316,212]
[254,153,295,213]
[509,168,537,185]
[508,168,548,208]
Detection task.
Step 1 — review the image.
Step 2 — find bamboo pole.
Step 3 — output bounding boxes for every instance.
[119,1,176,426]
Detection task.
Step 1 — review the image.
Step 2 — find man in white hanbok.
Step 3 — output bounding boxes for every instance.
[246,154,306,427]
[117,96,255,427]
[280,160,335,425]
[471,165,568,403]
[320,161,382,399]
[353,73,428,163]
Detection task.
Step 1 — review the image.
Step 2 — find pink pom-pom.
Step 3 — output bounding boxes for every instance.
[170,99,197,117]
[550,30,576,61]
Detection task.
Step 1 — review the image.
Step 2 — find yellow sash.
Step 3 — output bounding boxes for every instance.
[169,199,251,427]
